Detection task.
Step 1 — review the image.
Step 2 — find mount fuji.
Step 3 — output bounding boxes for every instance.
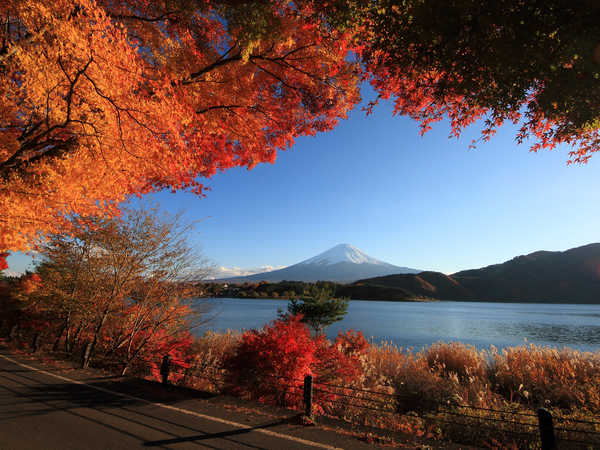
[218,244,421,283]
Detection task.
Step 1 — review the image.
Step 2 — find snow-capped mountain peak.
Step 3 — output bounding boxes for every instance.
[215,243,420,283]
[298,243,386,266]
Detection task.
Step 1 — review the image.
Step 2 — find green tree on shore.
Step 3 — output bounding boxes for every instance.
[279,287,349,335]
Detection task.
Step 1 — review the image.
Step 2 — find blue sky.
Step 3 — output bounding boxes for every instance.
[7,85,600,275]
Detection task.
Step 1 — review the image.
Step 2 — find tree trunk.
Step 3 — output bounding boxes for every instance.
[68,319,84,354]
[52,330,63,352]
[65,326,72,352]
[82,308,109,369]
[8,323,18,342]
[81,341,92,368]
[53,314,70,352]
[52,311,71,352]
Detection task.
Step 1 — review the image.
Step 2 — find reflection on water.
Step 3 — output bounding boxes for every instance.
[197,298,600,352]
[491,322,600,346]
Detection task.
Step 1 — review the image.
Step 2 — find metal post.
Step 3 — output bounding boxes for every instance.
[160,355,171,386]
[32,332,41,352]
[538,408,557,450]
[303,374,313,417]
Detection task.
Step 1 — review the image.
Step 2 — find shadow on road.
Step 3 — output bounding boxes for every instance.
[142,418,296,447]
[0,363,299,449]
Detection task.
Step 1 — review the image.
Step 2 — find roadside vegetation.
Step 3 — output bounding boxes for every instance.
[183,330,600,444]
[0,206,212,376]
[3,282,600,447]
[2,211,600,447]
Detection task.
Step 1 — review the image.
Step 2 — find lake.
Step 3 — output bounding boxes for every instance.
[197,298,600,352]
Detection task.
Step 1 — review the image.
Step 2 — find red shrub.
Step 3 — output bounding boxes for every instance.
[335,329,369,357]
[315,330,368,385]
[224,315,317,407]
[224,318,369,410]
[141,330,192,383]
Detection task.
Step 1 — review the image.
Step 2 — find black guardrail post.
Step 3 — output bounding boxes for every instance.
[161,354,171,386]
[303,374,313,418]
[32,332,41,352]
[538,408,557,450]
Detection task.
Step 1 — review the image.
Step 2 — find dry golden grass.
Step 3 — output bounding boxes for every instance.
[426,342,488,380]
[11,326,600,448]
[174,332,600,447]
[188,333,600,413]
[361,340,600,414]
[489,344,600,411]
[182,330,241,391]
[358,340,600,446]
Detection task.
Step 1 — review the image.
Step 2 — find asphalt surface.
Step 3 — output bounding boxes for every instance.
[0,352,381,450]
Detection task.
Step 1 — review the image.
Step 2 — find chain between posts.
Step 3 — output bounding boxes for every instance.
[119,353,595,448]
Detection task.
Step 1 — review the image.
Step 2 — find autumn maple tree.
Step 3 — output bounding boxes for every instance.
[28,206,210,369]
[3,0,599,260]
[0,0,359,253]
[309,0,600,160]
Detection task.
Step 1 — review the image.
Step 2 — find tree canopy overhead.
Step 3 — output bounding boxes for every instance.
[1,0,600,260]
[0,0,359,252]
[312,0,600,160]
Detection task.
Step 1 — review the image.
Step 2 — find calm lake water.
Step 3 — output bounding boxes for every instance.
[197,298,600,352]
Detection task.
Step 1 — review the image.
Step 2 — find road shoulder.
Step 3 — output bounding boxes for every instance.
[0,349,428,449]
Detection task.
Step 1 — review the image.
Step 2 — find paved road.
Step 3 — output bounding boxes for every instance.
[0,353,378,450]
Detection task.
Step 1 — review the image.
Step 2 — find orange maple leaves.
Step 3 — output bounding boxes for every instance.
[0,0,360,253]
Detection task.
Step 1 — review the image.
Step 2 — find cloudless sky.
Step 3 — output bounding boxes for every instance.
[7,85,600,275]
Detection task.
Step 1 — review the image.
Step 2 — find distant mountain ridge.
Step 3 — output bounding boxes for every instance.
[217,243,421,283]
[342,243,600,303]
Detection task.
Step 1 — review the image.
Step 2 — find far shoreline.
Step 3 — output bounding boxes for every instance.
[202,296,599,305]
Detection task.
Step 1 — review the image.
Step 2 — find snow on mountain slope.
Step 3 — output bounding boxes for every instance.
[298,243,386,266]
[216,244,421,283]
